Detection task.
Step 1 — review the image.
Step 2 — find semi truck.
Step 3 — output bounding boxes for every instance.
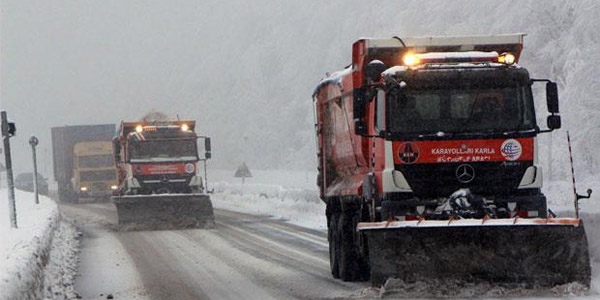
[51,124,117,203]
[72,141,118,202]
[112,113,214,230]
[312,34,591,287]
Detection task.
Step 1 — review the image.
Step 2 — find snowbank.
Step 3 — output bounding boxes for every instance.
[212,170,600,298]
[1,168,598,299]
[0,190,58,299]
[0,189,78,300]
[210,169,326,230]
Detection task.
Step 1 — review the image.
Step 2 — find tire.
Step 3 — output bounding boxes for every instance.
[58,186,74,203]
[338,211,369,281]
[68,189,78,204]
[328,212,340,278]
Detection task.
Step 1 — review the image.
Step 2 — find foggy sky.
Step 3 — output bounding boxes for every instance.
[2,1,599,183]
[0,0,402,177]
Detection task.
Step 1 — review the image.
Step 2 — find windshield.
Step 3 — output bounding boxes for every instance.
[387,86,536,136]
[130,139,198,161]
[80,170,117,181]
[78,154,114,168]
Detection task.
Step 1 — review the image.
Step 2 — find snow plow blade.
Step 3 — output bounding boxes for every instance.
[358,218,590,287]
[113,194,215,230]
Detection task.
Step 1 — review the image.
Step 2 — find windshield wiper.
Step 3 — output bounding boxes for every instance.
[501,128,536,135]
[416,131,454,139]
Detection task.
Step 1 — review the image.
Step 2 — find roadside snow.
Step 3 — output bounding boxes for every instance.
[1,170,598,299]
[211,170,600,299]
[544,178,600,215]
[210,169,326,230]
[42,219,80,299]
[0,189,78,300]
[210,170,325,230]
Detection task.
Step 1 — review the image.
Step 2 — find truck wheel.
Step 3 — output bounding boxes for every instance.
[328,213,340,278]
[338,211,369,281]
[69,190,79,204]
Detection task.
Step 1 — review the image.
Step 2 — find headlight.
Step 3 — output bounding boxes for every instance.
[110,185,118,190]
[498,52,516,65]
[402,53,420,66]
[80,187,88,192]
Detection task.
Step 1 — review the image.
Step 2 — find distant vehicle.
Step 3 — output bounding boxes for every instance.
[112,113,214,230]
[14,172,49,195]
[72,141,118,202]
[51,124,116,203]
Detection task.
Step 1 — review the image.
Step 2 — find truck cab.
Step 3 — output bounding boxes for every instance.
[113,121,210,195]
[314,34,561,222]
[360,35,560,220]
[311,34,576,283]
[72,141,118,201]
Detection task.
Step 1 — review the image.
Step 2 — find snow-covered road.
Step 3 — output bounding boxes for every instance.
[60,202,367,300]
[2,170,598,299]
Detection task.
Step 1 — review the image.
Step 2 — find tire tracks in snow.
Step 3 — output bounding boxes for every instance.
[171,209,364,300]
[64,203,366,299]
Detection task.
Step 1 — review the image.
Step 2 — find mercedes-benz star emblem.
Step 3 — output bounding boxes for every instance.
[455,164,475,183]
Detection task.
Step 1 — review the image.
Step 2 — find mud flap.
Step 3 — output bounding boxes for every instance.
[113,194,215,230]
[359,218,591,288]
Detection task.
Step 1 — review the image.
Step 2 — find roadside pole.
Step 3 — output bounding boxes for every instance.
[1,110,17,228]
[30,136,39,204]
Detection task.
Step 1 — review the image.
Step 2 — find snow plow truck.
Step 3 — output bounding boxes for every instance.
[312,34,591,287]
[112,113,214,230]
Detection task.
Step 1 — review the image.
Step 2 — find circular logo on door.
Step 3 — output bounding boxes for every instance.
[185,163,195,173]
[398,142,419,164]
[501,139,522,161]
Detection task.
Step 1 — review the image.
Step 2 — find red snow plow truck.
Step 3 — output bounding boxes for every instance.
[312,34,591,287]
[112,114,214,230]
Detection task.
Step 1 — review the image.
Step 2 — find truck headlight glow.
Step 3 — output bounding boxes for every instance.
[498,52,516,65]
[402,53,420,66]
[80,187,88,192]
[181,124,189,131]
[110,185,118,190]
[135,125,143,133]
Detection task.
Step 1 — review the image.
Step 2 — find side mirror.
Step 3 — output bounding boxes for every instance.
[354,119,367,136]
[546,82,559,113]
[353,88,367,136]
[547,115,561,130]
[365,60,387,83]
[375,89,386,135]
[112,138,121,162]
[204,138,212,159]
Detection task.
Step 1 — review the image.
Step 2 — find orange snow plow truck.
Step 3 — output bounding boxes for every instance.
[112,113,214,230]
[312,34,591,287]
